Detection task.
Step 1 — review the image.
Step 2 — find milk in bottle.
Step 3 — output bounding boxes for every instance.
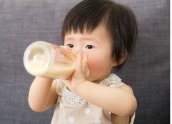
[23,41,76,79]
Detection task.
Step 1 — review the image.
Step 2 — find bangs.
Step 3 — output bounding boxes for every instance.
[62,0,111,39]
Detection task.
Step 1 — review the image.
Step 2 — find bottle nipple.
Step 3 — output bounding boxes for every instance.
[29,49,46,69]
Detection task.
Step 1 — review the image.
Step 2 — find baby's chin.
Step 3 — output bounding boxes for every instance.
[86,76,98,83]
[86,75,107,84]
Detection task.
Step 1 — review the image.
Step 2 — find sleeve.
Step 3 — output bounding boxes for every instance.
[55,79,65,102]
[100,73,126,88]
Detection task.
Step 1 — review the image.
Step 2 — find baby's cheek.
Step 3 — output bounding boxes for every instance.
[88,59,105,76]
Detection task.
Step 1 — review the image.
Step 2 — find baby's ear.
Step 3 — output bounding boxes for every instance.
[113,51,128,66]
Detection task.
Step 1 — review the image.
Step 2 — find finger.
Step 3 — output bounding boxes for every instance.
[82,54,87,65]
[76,53,82,69]
[82,54,87,71]
[59,45,68,49]
[86,68,90,77]
[84,55,90,77]
[82,54,89,76]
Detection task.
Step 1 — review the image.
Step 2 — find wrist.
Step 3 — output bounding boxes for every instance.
[42,76,54,80]
[35,76,54,83]
[74,80,89,95]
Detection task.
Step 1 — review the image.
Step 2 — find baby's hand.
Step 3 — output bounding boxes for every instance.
[60,53,89,93]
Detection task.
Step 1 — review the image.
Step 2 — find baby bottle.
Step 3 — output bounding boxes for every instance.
[23,41,76,79]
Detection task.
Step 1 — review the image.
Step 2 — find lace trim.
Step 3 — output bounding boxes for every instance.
[56,74,124,108]
[56,80,86,108]
[100,74,125,87]
[56,80,65,96]
[61,87,86,108]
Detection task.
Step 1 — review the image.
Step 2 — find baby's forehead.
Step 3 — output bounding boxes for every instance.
[64,24,112,44]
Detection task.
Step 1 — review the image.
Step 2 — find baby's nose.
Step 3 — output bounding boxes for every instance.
[72,48,83,54]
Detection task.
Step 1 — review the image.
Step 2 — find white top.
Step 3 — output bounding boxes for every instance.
[51,74,135,124]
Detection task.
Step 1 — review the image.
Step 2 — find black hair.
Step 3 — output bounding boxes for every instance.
[62,0,137,66]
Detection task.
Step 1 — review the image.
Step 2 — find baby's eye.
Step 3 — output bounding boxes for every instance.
[66,44,74,48]
[85,45,94,49]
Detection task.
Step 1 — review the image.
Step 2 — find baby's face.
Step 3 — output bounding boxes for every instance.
[64,24,116,82]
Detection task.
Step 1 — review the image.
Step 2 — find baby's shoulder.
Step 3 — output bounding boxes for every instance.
[118,84,134,95]
[101,74,134,94]
[100,74,124,87]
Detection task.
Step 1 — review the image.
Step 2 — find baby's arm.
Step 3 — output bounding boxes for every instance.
[75,81,137,117]
[110,86,135,124]
[28,77,57,112]
[62,54,136,117]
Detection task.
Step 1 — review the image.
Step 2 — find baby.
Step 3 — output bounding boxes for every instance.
[28,0,138,124]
